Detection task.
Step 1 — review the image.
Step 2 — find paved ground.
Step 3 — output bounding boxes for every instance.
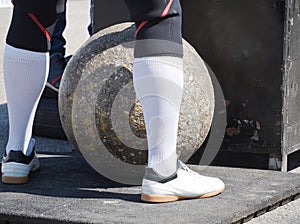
[1,1,300,223]
[0,150,300,224]
[247,199,300,224]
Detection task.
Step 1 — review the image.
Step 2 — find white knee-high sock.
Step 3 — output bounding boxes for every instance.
[3,44,49,155]
[133,56,183,177]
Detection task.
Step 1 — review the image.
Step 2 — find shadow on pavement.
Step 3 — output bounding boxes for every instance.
[0,151,141,203]
[0,103,141,203]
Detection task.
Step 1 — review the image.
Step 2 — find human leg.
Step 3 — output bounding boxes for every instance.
[124,0,225,202]
[2,0,64,184]
[49,5,67,56]
[46,0,69,96]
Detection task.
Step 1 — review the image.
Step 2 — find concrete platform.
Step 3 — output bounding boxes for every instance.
[247,198,300,224]
[1,150,300,224]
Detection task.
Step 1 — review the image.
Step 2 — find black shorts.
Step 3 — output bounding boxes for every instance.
[13,0,179,21]
[13,0,64,14]
[7,0,183,57]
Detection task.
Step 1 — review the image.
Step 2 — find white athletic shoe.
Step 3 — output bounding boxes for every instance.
[1,139,40,184]
[141,161,225,203]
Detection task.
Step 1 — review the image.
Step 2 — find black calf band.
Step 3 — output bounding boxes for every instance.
[6,0,62,52]
[124,0,183,58]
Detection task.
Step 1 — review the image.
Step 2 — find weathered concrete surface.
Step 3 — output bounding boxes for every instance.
[247,198,300,224]
[0,151,300,224]
[246,166,300,224]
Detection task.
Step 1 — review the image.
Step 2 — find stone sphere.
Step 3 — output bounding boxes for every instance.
[59,23,214,182]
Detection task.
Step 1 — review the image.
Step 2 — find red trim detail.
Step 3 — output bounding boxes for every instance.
[50,75,62,85]
[161,0,174,17]
[135,20,149,36]
[28,13,51,42]
[135,0,174,36]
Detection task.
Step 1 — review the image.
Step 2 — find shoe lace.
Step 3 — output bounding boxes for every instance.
[180,162,199,176]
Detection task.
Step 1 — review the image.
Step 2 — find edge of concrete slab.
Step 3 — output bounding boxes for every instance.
[1,151,300,224]
[232,190,300,224]
[190,165,300,224]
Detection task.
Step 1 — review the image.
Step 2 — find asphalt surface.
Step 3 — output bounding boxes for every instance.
[1,1,300,223]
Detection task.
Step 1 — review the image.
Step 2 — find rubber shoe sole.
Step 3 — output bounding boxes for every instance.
[2,166,40,184]
[141,185,225,203]
[2,158,40,184]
